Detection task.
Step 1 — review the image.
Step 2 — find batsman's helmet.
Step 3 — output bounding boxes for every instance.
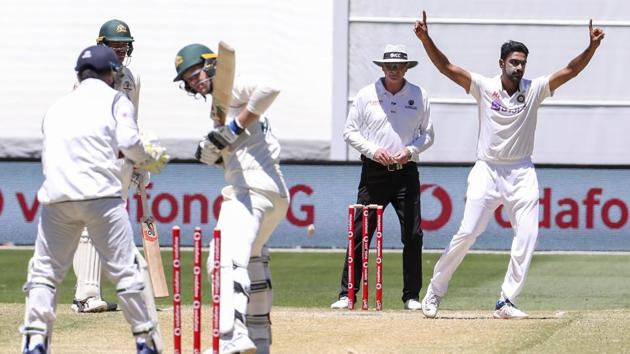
[173,43,217,82]
[96,19,134,56]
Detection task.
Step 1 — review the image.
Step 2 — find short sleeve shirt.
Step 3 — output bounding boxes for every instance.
[469,73,552,162]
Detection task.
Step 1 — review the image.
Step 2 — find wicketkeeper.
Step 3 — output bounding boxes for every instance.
[71,18,148,313]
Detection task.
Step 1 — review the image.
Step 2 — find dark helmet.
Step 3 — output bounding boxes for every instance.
[74,45,121,73]
[96,19,134,56]
[173,43,217,82]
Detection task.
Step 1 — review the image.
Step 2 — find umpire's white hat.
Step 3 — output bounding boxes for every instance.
[373,44,418,68]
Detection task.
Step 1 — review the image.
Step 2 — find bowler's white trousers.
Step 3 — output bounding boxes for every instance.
[428,159,539,304]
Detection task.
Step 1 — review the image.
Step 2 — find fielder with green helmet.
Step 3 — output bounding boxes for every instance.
[173,42,287,354]
[97,19,134,60]
[71,19,154,323]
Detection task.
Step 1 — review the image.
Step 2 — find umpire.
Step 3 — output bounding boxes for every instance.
[331,44,434,310]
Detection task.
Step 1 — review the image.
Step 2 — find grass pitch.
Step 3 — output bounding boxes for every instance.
[1,249,629,353]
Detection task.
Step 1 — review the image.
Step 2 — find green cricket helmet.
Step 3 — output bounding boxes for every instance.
[173,43,218,82]
[96,19,134,56]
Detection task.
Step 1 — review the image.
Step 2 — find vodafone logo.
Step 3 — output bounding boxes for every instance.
[420,184,452,231]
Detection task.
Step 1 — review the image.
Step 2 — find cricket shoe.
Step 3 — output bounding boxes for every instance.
[136,341,159,354]
[71,296,118,313]
[421,290,441,318]
[493,299,528,319]
[330,296,349,309]
[23,344,46,354]
[404,298,422,310]
[208,333,256,354]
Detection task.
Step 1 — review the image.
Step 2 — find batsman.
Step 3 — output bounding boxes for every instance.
[173,43,289,354]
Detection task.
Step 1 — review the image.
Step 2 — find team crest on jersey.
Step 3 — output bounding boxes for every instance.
[405,99,417,110]
[517,94,525,103]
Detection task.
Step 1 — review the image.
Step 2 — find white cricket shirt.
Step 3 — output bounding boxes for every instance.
[343,78,433,162]
[221,76,288,197]
[469,73,552,162]
[38,78,153,204]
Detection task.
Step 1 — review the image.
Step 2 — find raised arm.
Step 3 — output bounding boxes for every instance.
[549,19,605,91]
[414,11,471,91]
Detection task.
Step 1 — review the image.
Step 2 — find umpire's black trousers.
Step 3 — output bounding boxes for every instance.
[337,156,423,303]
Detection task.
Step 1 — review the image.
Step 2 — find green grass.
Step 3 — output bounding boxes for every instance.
[2,249,629,312]
[2,249,630,353]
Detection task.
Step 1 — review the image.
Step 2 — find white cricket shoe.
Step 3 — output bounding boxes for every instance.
[493,299,528,319]
[330,296,349,309]
[421,290,441,318]
[71,296,117,313]
[404,299,422,310]
[212,333,256,354]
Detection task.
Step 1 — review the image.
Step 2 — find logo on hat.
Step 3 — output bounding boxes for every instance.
[373,44,418,69]
[175,56,184,68]
[81,50,93,59]
[116,24,128,33]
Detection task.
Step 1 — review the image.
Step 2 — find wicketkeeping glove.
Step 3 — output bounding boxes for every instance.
[140,142,169,174]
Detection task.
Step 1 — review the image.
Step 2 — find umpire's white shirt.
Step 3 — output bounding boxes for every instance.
[468,73,552,162]
[38,78,149,204]
[343,78,434,162]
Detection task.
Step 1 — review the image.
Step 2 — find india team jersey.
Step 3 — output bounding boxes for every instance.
[38,79,149,204]
[469,73,552,162]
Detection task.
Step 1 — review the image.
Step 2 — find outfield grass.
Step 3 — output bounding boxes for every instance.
[1,249,629,310]
[1,249,629,353]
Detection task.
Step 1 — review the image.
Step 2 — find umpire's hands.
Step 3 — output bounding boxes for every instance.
[373,148,396,166]
[392,148,412,164]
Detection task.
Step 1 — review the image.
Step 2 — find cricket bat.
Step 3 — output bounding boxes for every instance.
[139,183,169,297]
[210,41,236,125]
[131,75,140,118]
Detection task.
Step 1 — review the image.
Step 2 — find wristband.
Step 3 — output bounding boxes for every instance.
[228,119,244,135]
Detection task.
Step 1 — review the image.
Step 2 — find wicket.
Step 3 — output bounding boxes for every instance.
[347,204,384,310]
[172,226,221,354]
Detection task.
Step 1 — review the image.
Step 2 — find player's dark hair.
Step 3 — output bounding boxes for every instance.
[500,40,529,60]
[77,68,111,82]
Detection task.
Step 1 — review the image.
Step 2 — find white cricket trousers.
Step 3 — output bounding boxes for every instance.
[428,159,539,304]
[213,185,289,335]
[24,198,151,335]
